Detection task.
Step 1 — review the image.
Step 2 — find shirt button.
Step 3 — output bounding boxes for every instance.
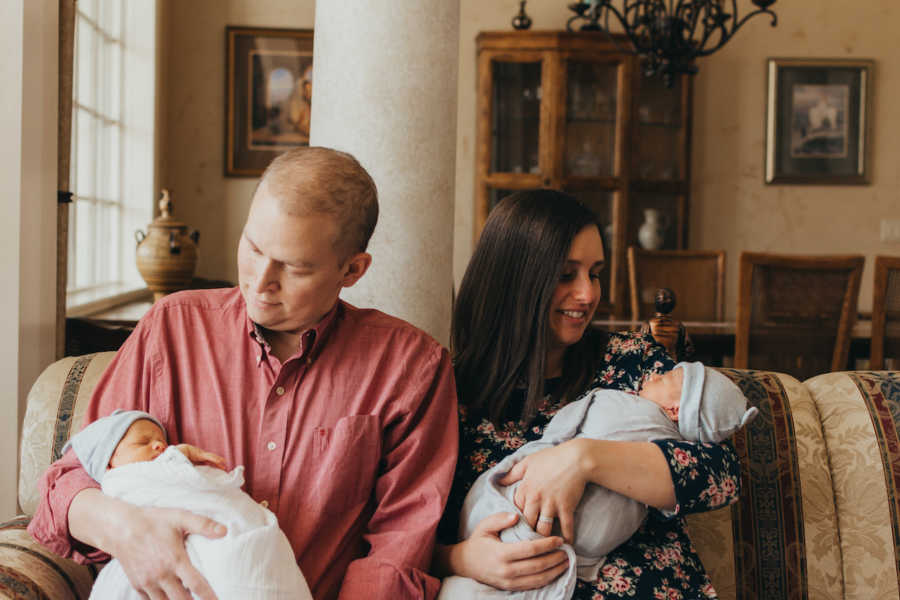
[267,441,276,451]
[260,500,269,508]
[275,386,285,396]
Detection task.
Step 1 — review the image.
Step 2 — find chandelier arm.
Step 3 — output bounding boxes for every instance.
[597,1,651,54]
[691,7,776,57]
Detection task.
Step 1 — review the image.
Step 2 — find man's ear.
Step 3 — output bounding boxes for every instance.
[341,252,372,288]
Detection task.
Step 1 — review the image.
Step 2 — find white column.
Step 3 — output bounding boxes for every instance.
[310,1,459,346]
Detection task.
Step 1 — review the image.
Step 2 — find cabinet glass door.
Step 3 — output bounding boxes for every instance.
[565,61,618,177]
[633,74,685,181]
[491,61,542,174]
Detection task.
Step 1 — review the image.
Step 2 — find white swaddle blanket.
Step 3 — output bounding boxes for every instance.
[91,446,311,600]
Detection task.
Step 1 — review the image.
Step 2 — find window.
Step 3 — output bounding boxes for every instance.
[68,0,157,311]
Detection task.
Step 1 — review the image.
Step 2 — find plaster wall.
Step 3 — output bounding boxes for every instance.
[161,0,314,283]
[453,0,900,317]
[0,0,58,517]
[164,1,900,317]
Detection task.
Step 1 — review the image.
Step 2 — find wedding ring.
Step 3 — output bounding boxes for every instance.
[537,515,554,524]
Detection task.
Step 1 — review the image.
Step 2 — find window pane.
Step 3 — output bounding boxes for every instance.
[101,0,122,40]
[98,122,120,200]
[106,40,122,121]
[75,19,96,108]
[79,0,97,23]
[73,200,95,288]
[75,109,96,198]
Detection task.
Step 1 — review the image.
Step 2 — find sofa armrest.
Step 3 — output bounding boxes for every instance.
[0,516,97,600]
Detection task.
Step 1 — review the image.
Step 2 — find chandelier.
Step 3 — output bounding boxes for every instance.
[567,1,777,86]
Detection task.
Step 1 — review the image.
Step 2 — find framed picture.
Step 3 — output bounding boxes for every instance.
[225,27,314,177]
[765,58,873,184]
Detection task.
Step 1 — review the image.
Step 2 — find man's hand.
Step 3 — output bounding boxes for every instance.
[69,489,226,600]
[447,512,568,591]
[174,444,227,470]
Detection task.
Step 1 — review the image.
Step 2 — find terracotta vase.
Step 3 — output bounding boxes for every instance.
[135,190,200,301]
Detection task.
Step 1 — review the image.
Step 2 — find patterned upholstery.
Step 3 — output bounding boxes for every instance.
[5,351,900,599]
[688,370,843,600]
[806,372,900,600]
[3,352,114,600]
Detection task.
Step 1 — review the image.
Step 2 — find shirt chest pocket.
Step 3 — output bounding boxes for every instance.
[311,415,381,515]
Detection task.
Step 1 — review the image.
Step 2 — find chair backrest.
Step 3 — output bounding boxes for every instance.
[734,252,864,380]
[18,352,116,516]
[627,247,725,321]
[871,255,900,370]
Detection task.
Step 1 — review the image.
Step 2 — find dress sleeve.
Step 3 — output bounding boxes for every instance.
[652,439,741,516]
[594,331,741,516]
[338,346,459,600]
[27,314,160,563]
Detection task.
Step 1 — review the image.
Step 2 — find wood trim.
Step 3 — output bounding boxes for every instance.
[870,255,900,369]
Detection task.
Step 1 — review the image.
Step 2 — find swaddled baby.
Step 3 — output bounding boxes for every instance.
[440,362,758,600]
[64,409,311,600]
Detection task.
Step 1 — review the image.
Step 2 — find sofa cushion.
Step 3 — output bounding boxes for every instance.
[805,371,900,600]
[688,369,842,600]
[0,516,97,600]
[18,352,116,516]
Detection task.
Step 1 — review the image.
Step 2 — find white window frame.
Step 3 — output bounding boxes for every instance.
[67,0,157,315]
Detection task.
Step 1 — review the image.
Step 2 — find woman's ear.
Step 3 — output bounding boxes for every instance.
[341,252,372,288]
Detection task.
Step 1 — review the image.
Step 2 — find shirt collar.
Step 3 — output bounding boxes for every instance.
[245,300,343,363]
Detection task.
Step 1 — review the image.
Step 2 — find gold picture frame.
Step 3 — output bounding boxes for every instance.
[225,26,314,177]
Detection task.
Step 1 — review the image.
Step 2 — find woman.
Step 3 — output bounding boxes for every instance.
[434,190,739,598]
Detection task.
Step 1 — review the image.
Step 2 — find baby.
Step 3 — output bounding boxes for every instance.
[440,362,758,600]
[63,409,312,600]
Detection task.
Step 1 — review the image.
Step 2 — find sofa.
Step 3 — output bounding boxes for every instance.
[2,351,900,599]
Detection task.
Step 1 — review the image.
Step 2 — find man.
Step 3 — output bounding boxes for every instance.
[29,147,459,600]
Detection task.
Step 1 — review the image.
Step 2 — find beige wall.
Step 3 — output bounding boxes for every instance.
[692,0,900,317]
[161,0,314,283]
[0,0,58,517]
[453,0,900,317]
[163,1,900,315]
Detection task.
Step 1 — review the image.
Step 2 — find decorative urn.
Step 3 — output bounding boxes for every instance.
[135,189,200,301]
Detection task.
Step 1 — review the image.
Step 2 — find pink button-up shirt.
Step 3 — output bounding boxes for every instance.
[29,288,458,600]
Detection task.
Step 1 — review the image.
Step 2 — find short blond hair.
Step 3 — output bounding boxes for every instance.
[258,147,378,260]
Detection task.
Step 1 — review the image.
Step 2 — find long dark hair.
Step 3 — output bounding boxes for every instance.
[452,190,606,425]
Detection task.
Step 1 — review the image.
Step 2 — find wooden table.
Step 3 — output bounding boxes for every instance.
[592,318,876,369]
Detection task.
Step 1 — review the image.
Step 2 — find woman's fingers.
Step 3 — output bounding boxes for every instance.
[557,508,575,544]
[522,497,541,530]
[498,460,526,486]
[535,507,555,537]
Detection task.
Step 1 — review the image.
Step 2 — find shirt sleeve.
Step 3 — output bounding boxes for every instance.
[338,346,459,600]
[27,315,159,562]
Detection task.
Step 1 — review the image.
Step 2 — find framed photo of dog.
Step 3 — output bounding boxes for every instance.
[765,58,873,184]
[225,27,314,177]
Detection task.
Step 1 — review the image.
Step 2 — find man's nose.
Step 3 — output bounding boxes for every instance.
[254,258,280,293]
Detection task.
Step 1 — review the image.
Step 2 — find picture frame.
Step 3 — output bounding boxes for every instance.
[765,58,873,184]
[225,27,314,177]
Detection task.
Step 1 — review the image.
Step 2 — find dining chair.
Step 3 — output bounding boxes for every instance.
[734,252,865,381]
[627,247,726,321]
[870,255,900,370]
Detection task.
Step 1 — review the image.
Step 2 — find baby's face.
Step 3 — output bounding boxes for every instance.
[109,419,168,468]
[640,368,684,417]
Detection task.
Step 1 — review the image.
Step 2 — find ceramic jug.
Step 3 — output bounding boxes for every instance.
[637,208,668,250]
[135,190,199,301]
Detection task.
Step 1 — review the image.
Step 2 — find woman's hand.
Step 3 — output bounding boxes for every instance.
[445,512,569,591]
[497,439,590,543]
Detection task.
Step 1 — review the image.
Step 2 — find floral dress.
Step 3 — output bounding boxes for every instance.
[439,332,741,600]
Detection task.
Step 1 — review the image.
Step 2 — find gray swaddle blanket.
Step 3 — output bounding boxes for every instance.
[438,363,757,600]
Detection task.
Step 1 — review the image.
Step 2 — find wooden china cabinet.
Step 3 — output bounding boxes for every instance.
[474,31,692,317]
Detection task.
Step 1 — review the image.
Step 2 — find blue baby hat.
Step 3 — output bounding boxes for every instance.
[675,362,758,443]
[62,409,167,483]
